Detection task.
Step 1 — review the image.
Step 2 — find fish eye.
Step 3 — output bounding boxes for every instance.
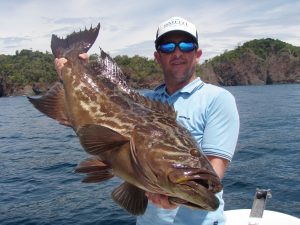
[190,149,200,157]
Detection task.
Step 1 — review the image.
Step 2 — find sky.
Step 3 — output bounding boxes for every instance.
[0,0,299,63]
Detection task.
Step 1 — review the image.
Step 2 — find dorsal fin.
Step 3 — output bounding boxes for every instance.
[131,92,177,119]
[87,47,176,118]
[88,49,132,94]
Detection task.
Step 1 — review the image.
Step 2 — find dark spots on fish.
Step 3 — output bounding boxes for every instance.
[157,117,173,125]
[102,102,126,118]
[119,115,136,125]
[102,77,117,90]
[90,93,97,102]
[76,90,89,102]
[146,115,156,122]
[90,106,97,113]
[110,95,130,110]
[104,110,115,117]
[74,77,81,87]
[81,86,90,95]
[131,124,145,133]
[79,87,97,103]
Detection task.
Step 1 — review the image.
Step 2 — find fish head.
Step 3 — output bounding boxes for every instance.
[136,126,223,211]
[166,163,223,210]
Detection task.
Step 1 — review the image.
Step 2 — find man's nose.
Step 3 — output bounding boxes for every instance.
[173,46,183,57]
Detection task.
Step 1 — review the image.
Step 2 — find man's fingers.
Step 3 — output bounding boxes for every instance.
[55,58,68,67]
[54,58,68,79]
[79,53,89,61]
[145,192,178,209]
[159,195,178,209]
[54,58,67,71]
[54,54,88,80]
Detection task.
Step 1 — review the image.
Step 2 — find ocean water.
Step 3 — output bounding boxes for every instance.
[0,84,299,224]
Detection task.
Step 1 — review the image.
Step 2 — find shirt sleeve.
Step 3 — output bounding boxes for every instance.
[201,90,240,161]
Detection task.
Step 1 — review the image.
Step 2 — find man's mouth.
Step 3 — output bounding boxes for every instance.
[171,59,185,65]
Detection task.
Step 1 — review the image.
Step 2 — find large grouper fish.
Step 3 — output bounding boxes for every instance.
[28,23,223,215]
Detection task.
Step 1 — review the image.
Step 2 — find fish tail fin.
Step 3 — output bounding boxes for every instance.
[51,23,100,58]
[27,82,71,127]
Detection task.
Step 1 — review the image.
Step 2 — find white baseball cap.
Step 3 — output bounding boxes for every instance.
[155,16,198,49]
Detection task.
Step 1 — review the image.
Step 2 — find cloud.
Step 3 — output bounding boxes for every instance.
[110,40,155,58]
[0,37,31,53]
[0,0,299,61]
[0,37,31,45]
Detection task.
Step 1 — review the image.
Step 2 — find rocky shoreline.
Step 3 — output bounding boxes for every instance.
[0,77,54,97]
[200,51,300,86]
[1,71,299,98]
[1,38,299,97]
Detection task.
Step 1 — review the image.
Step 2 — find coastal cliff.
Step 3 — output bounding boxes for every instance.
[200,38,300,85]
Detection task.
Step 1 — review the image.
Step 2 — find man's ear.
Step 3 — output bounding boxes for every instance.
[195,48,202,62]
[196,48,202,58]
[154,51,161,64]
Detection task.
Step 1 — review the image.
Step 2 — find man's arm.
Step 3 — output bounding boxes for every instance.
[207,156,229,180]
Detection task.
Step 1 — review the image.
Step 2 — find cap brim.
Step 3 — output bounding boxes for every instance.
[155,30,198,49]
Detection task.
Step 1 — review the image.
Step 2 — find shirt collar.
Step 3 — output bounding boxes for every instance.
[154,77,204,97]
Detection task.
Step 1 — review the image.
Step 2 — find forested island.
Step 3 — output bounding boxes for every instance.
[0,38,299,97]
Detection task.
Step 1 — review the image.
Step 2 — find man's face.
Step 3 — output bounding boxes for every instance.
[154,31,202,89]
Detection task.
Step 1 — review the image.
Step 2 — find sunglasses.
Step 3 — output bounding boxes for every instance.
[157,41,197,54]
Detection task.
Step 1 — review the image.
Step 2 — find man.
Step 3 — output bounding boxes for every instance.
[136,17,239,225]
[54,16,239,225]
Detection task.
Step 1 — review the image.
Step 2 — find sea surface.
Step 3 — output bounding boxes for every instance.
[0,84,299,224]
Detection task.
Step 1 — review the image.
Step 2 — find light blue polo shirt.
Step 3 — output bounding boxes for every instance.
[137,77,240,225]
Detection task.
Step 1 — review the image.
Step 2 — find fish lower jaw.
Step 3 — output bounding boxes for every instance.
[171,181,221,210]
[168,194,218,211]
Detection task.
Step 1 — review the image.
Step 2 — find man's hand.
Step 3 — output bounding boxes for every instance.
[79,53,89,61]
[54,58,68,80]
[54,53,89,79]
[146,192,178,209]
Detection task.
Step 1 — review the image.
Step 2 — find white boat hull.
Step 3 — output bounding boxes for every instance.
[225,209,300,225]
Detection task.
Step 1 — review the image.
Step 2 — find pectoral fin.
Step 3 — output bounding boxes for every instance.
[77,124,129,155]
[75,157,114,183]
[112,182,148,215]
[27,82,71,126]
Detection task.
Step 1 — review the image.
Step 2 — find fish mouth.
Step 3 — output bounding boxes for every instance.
[168,169,223,210]
[180,172,222,193]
